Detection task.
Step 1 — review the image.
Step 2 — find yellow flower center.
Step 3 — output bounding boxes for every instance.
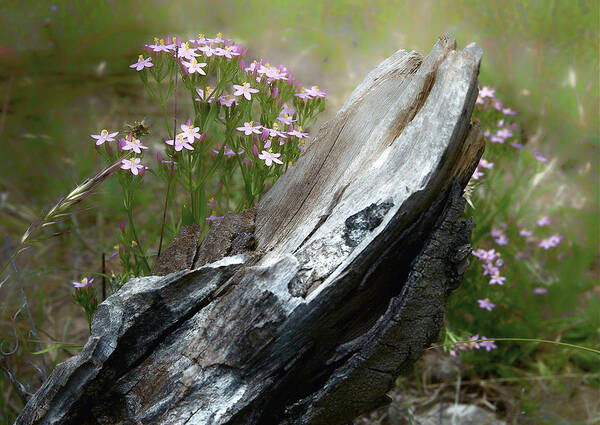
[208,197,215,203]
[298,126,303,132]
[138,55,144,60]
[153,37,159,44]
[312,85,319,90]
[216,32,223,38]
[113,244,119,250]
[243,82,250,88]
[131,240,137,247]
[198,33,205,39]
[273,123,279,130]
[268,148,273,153]
[101,129,108,136]
[160,38,165,44]
[129,158,137,164]
[249,121,254,126]
[80,278,86,284]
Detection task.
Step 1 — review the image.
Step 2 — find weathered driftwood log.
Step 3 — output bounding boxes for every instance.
[17,33,484,425]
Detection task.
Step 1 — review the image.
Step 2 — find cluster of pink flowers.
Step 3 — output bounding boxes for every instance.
[450,334,497,358]
[472,248,506,286]
[484,119,516,145]
[474,85,549,169]
[476,86,516,115]
[244,60,290,85]
[295,85,327,100]
[539,234,564,250]
[165,120,204,152]
[490,223,508,246]
[90,129,148,176]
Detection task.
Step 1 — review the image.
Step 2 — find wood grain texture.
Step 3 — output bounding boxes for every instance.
[16,34,484,425]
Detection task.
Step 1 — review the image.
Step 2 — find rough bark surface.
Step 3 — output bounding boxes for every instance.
[16,34,484,425]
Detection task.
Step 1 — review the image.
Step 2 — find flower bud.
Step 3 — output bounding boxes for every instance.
[119,220,126,232]
[179,58,189,75]
[117,138,126,151]
[239,58,245,72]
[272,86,279,99]
[199,132,206,142]
[252,143,258,157]
[139,166,147,177]
[157,152,163,163]
[260,127,269,141]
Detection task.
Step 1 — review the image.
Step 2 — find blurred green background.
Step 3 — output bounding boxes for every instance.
[0,0,597,422]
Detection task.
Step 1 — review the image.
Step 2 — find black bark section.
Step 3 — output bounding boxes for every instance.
[343,200,395,247]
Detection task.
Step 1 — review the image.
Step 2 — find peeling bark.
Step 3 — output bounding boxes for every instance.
[16,34,484,425]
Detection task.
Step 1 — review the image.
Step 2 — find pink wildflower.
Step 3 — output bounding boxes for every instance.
[479,158,494,169]
[72,277,94,288]
[121,136,148,154]
[477,298,496,311]
[472,168,484,180]
[287,126,309,139]
[305,85,326,98]
[91,129,118,145]
[182,58,207,75]
[536,216,551,226]
[177,42,199,60]
[479,337,497,352]
[165,133,194,152]
[277,113,296,126]
[519,229,533,237]
[120,157,145,176]
[206,213,224,222]
[129,55,153,71]
[232,82,259,100]
[482,262,499,276]
[533,150,548,163]
[258,150,283,166]
[478,86,495,98]
[489,273,506,286]
[236,121,262,136]
[180,121,201,144]
[533,287,548,295]
[539,234,563,250]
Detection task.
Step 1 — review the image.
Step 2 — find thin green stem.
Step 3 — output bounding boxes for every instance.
[125,196,150,274]
[430,337,600,355]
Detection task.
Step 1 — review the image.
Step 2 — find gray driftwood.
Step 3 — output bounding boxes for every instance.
[16,34,484,425]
